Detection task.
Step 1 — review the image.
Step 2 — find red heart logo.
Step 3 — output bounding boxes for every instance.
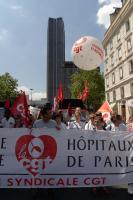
[15,134,57,176]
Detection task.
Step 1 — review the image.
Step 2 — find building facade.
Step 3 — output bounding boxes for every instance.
[47,18,65,104]
[103,0,133,121]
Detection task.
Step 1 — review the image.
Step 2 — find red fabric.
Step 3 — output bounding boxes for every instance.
[4,99,10,109]
[56,84,64,103]
[81,80,89,101]
[97,101,112,113]
[10,92,30,126]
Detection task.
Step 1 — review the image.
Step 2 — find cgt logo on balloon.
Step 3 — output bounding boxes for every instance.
[15,135,57,176]
[71,36,105,71]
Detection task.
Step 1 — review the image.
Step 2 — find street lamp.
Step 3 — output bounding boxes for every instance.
[30,88,33,102]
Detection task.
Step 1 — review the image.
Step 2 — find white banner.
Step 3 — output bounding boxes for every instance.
[0,128,133,188]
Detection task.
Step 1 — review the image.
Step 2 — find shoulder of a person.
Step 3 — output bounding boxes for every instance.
[61,122,66,128]
[50,119,56,124]
[34,119,43,124]
[9,117,15,122]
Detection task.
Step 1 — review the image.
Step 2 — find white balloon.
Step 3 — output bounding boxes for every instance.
[71,36,104,70]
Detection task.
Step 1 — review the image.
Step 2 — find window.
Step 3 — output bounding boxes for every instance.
[127,38,132,52]
[106,77,109,87]
[105,59,108,71]
[126,19,130,32]
[117,31,120,42]
[113,90,116,101]
[129,60,133,73]
[120,87,124,99]
[130,82,133,96]
[107,93,110,102]
[118,47,122,60]
[119,67,123,79]
[111,54,114,66]
[110,40,113,50]
[105,59,108,66]
[105,48,107,56]
[112,72,115,84]
[122,0,126,5]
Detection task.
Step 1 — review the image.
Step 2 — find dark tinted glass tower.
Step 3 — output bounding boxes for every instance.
[47,18,65,104]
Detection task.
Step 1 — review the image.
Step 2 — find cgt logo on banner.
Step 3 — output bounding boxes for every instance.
[1,128,133,188]
[15,135,57,176]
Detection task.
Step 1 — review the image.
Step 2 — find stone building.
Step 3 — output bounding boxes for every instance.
[103,0,133,121]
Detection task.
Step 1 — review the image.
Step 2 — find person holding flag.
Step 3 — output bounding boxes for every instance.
[10,91,30,127]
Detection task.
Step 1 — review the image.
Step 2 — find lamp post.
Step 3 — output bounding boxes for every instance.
[30,88,33,102]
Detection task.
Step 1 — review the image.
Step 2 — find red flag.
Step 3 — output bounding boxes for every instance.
[4,99,10,109]
[56,83,64,103]
[10,92,30,126]
[81,80,89,101]
[97,101,112,113]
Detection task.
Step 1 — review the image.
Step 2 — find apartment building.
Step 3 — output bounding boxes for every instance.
[103,0,133,121]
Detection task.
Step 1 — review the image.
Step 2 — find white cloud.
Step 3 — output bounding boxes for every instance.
[18,86,29,94]
[17,86,47,100]
[10,4,25,17]
[98,0,109,5]
[32,92,47,100]
[0,28,8,41]
[10,5,22,10]
[97,0,122,29]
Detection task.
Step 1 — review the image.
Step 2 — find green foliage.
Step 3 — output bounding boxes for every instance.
[70,69,105,111]
[0,73,18,102]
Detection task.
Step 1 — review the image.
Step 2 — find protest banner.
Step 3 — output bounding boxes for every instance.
[0,128,133,188]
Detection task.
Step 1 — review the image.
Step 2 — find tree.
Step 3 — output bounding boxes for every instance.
[70,69,105,111]
[0,73,18,102]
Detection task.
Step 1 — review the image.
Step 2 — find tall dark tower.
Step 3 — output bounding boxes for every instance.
[47,18,65,104]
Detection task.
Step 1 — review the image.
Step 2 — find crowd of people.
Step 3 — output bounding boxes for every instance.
[0,103,133,133]
[0,103,133,195]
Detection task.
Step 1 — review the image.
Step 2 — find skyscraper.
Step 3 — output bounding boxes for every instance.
[47,18,65,104]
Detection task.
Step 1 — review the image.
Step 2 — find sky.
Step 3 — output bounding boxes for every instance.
[0,0,122,100]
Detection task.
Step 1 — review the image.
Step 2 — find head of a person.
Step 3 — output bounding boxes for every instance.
[111,115,116,123]
[95,112,102,120]
[41,107,52,122]
[53,112,62,125]
[95,118,105,130]
[89,113,96,123]
[74,107,81,121]
[75,107,81,114]
[4,109,12,119]
[14,115,23,127]
[128,116,133,123]
[113,114,122,126]
[29,114,35,126]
